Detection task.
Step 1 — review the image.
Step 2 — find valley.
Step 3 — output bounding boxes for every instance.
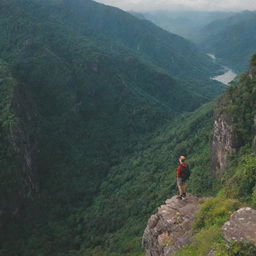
[0,1,256,256]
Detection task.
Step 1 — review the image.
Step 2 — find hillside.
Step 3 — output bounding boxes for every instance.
[67,55,255,256]
[1,89,217,255]
[166,54,256,256]
[3,1,256,256]
[199,11,256,72]
[1,0,224,83]
[0,0,225,256]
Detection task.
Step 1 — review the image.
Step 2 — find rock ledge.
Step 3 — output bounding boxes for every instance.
[142,194,200,256]
[222,207,256,246]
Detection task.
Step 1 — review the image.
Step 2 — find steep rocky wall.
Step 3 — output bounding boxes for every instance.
[211,112,241,174]
[0,61,38,221]
[142,194,200,256]
[11,81,39,198]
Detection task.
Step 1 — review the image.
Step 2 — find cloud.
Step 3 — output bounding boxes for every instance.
[95,0,256,11]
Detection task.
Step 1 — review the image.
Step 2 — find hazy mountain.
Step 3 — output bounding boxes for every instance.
[43,0,223,82]
[136,10,234,42]
[199,11,256,72]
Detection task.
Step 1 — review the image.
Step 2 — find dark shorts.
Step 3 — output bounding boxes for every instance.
[177,177,187,186]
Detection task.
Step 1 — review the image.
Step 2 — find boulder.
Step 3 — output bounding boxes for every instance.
[222,207,256,246]
[142,194,200,256]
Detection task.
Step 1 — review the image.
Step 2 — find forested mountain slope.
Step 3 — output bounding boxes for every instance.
[0,0,226,256]
[168,54,256,256]
[1,0,223,83]
[199,11,256,72]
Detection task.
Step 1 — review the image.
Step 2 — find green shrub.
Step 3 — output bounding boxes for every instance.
[228,241,256,256]
[175,226,224,256]
[193,197,242,231]
[250,54,256,67]
[223,153,256,204]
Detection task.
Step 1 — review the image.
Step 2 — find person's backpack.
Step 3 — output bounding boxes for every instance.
[180,164,190,181]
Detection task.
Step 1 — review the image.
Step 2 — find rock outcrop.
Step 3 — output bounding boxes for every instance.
[222,207,256,246]
[142,194,200,256]
[212,115,240,174]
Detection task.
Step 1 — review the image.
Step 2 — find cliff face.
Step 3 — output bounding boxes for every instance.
[211,110,241,174]
[11,81,39,198]
[0,61,38,222]
[142,194,200,256]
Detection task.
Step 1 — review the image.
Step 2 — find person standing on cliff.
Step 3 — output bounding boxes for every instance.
[176,156,190,200]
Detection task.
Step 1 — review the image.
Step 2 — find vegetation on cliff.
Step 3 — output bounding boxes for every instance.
[174,55,256,256]
[215,54,256,207]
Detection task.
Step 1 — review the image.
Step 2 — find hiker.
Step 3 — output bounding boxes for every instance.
[176,155,190,200]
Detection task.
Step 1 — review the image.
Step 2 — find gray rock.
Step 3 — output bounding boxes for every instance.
[222,207,256,246]
[212,115,241,174]
[142,194,200,256]
[205,248,217,256]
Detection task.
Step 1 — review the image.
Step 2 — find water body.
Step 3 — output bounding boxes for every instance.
[212,69,237,85]
[207,53,237,85]
[207,53,216,61]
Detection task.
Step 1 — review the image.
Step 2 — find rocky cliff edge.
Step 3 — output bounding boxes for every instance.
[142,194,200,256]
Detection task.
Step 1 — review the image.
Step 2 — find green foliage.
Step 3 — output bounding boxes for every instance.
[0,0,224,255]
[222,153,256,205]
[173,54,256,256]
[193,197,241,231]
[175,226,225,256]
[250,54,256,67]
[215,69,256,147]
[6,1,256,256]
[175,229,256,256]
[227,241,256,256]
[71,103,217,255]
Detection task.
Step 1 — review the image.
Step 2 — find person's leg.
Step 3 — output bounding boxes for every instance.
[183,183,187,193]
[177,178,183,199]
[178,185,183,195]
[182,182,187,197]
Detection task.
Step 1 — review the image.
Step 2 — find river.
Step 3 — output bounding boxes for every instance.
[207,54,237,85]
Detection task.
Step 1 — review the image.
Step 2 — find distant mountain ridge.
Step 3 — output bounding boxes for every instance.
[12,0,223,81]
[199,10,256,72]
[133,10,234,42]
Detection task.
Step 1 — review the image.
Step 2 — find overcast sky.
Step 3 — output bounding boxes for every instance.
[95,0,256,12]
